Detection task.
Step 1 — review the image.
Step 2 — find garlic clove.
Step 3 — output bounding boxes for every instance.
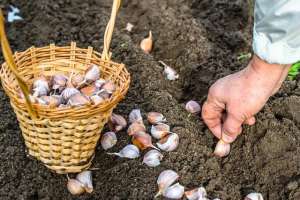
[129,109,143,124]
[76,170,93,193]
[185,187,207,200]
[85,64,100,83]
[127,122,146,136]
[214,140,230,157]
[61,87,80,101]
[52,74,68,90]
[80,85,98,96]
[94,79,106,88]
[163,183,185,199]
[157,133,179,152]
[68,93,90,107]
[101,131,117,150]
[67,178,85,195]
[90,95,105,105]
[147,112,166,124]
[151,123,170,139]
[155,169,179,197]
[143,149,163,167]
[32,76,49,92]
[32,86,49,97]
[38,95,62,107]
[102,81,116,94]
[159,60,179,80]
[140,31,153,54]
[245,192,264,200]
[131,131,159,150]
[185,100,201,114]
[71,74,85,88]
[108,144,140,159]
[109,113,127,132]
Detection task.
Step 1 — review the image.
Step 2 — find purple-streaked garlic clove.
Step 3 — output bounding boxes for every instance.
[185,100,201,114]
[127,122,146,136]
[68,93,90,106]
[132,131,159,150]
[32,86,49,97]
[61,87,80,101]
[151,123,170,139]
[52,74,68,91]
[129,109,143,124]
[155,169,179,197]
[214,140,230,157]
[71,74,85,88]
[143,149,163,167]
[109,113,127,132]
[101,131,117,150]
[76,171,93,193]
[107,144,140,159]
[147,112,166,124]
[157,133,179,152]
[94,79,106,88]
[163,183,184,199]
[140,31,153,54]
[32,75,49,91]
[85,64,100,83]
[90,95,105,105]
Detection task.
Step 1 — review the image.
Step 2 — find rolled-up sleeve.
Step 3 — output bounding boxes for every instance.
[253,0,300,64]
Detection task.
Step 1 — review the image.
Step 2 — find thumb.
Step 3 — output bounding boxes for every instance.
[221,114,243,143]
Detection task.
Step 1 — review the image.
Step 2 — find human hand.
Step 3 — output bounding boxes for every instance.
[202,55,290,146]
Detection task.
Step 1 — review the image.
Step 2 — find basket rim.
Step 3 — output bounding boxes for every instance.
[0,43,130,120]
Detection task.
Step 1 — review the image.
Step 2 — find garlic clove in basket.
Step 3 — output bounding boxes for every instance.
[38,95,62,107]
[85,64,100,83]
[101,131,117,150]
[80,85,98,96]
[102,81,116,94]
[67,178,85,195]
[109,113,127,132]
[185,100,201,114]
[244,192,264,200]
[129,109,143,124]
[52,74,68,91]
[163,183,185,199]
[155,169,179,197]
[214,140,230,157]
[143,149,163,167]
[96,90,111,100]
[32,86,49,97]
[32,76,49,91]
[132,131,159,150]
[71,74,85,88]
[185,187,207,200]
[108,144,140,159]
[151,123,170,139]
[76,171,93,193]
[157,133,179,152]
[127,121,146,136]
[140,31,153,54]
[90,95,105,105]
[147,112,166,124]
[95,79,106,89]
[61,87,80,101]
[68,93,90,107]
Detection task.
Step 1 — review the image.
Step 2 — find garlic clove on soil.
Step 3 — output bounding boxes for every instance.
[131,131,159,150]
[147,112,166,124]
[143,149,163,167]
[244,192,264,200]
[185,187,207,200]
[108,144,140,159]
[150,123,170,139]
[185,100,201,114]
[76,170,93,193]
[109,113,127,132]
[163,183,185,199]
[214,140,230,157]
[127,121,146,136]
[140,31,153,54]
[85,64,100,83]
[128,109,143,124]
[157,133,179,152]
[156,169,179,197]
[67,178,85,195]
[101,131,117,150]
[68,93,90,106]
[159,60,179,81]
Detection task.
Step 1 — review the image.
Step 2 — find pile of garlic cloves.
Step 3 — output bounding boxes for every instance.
[18,64,116,108]
[67,170,93,195]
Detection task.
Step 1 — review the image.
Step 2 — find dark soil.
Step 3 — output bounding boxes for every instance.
[0,0,299,199]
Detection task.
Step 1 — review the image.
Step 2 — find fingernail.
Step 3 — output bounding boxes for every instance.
[221,133,235,143]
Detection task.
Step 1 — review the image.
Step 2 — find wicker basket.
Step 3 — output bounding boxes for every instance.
[0,0,129,174]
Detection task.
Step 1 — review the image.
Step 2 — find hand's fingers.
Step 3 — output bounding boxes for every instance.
[202,100,225,139]
[221,114,243,143]
[244,116,256,125]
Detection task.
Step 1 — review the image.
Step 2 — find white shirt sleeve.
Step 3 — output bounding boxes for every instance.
[253,0,300,64]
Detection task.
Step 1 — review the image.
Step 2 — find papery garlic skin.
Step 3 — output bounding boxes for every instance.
[126,23,134,32]
[140,31,153,54]
[68,93,90,106]
[132,131,159,150]
[127,122,146,136]
[52,74,68,90]
[108,144,140,159]
[245,192,264,200]
[214,140,230,157]
[143,150,163,167]
[85,64,100,83]
[101,132,117,150]
[156,169,179,197]
[129,109,143,123]
[76,171,93,193]
[163,183,185,199]
[151,123,170,139]
[185,100,201,114]
[90,95,104,105]
[147,112,166,124]
[157,133,179,152]
[67,179,85,195]
[61,87,80,101]
[94,79,106,89]
[185,187,207,200]
[159,61,179,81]
[71,74,85,88]
[102,81,116,94]
[110,113,127,132]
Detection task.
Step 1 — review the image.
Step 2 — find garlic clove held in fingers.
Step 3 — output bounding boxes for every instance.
[140,31,153,54]
[107,144,140,159]
[214,140,230,157]
[163,183,185,199]
[127,121,146,136]
[151,123,170,139]
[185,187,207,200]
[85,64,100,83]
[68,93,90,107]
[245,192,264,200]
[67,178,85,195]
[76,170,93,193]
[157,133,179,152]
[101,131,117,150]
[155,169,179,197]
[129,109,143,124]
[132,131,159,150]
[185,100,201,114]
[147,112,166,124]
[143,149,163,167]
[109,113,127,132]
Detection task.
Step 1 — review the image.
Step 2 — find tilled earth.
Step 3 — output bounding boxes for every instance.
[0,0,299,199]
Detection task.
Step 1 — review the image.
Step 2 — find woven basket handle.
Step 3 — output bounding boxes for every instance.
[0,10,37,119]
[102,0,122,60]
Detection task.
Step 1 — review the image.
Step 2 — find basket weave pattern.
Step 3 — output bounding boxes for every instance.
[0,42,130,173]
